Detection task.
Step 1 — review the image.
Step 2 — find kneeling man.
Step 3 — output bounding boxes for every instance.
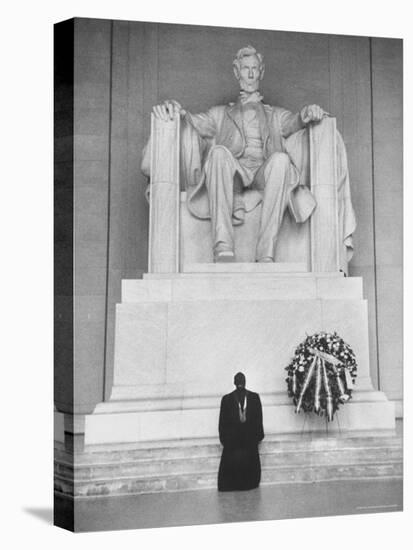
[218,372,264,491]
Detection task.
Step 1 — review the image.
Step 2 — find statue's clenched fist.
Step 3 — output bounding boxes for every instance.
[300,104,329,124]
[153,100,186,121]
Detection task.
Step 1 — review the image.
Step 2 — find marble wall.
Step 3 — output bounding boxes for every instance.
[54,18,403,415]
[54,20,74,412]
[370,38,403,414]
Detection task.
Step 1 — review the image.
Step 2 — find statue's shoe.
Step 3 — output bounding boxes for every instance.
[257,256,274,263]
[215,249,235,263]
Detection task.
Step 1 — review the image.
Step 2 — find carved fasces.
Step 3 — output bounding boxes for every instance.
[309,117,340,272]
[148,114,181,273]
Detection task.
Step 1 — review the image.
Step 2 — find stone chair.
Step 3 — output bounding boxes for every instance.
[146,114,352,275]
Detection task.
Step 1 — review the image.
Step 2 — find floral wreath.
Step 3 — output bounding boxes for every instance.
[285,332,357,421]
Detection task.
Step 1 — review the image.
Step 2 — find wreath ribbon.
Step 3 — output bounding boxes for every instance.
[295,347,349,420]
[295,354,317,414]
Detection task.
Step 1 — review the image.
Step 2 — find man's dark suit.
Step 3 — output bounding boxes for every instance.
[218,389,264,491]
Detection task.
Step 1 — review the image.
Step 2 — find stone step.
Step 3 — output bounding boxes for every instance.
[261,461,402,485]
[55,459,403,497]
[54,433,402,497]
[58,445,402,478]
[60,434,401,464]
[55,445,402,481]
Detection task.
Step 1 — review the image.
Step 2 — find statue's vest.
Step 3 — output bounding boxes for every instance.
[206,103,286,159]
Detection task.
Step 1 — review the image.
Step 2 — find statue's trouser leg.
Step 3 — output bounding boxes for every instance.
[255,152,291,261]
[204,146,238,253]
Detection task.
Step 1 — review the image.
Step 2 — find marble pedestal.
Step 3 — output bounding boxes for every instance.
[85,266,395,445]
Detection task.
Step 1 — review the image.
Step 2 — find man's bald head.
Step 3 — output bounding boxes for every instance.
[234,372,246,389]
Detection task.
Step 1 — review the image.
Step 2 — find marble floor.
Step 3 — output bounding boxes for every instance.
[55,477,403,532]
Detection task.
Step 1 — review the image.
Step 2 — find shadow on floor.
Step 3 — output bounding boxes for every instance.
[23,508,53,524]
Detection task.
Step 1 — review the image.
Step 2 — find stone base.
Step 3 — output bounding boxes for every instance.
[85,270,396,446]
[87,392,394,445]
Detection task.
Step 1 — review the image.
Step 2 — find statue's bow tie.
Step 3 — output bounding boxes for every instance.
[239,91,263,105]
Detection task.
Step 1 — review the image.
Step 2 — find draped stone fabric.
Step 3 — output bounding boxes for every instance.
[218,390,264,492]
[182,102,316,225]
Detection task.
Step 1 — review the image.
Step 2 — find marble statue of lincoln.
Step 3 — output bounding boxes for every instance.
[146,45,355,264]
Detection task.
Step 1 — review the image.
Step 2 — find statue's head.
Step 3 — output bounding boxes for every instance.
[234,372,246,390]
[233,45,265,93]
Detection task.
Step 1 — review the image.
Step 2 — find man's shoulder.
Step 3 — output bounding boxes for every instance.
[246,390,261,401]
[220,391,231,402]
[221,390,261,402]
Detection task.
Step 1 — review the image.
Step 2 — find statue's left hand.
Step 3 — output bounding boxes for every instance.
[300,104,330,124]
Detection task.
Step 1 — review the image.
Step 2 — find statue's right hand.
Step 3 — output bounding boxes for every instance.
[152,100,185,121]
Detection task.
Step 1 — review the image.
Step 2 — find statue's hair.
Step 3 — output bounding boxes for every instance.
[233,45,264,72]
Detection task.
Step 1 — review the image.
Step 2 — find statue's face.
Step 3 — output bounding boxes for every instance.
[235,54,262,93]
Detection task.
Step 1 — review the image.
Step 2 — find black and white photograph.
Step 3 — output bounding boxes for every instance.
[53,14,403,532]
[2,0,410,547]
